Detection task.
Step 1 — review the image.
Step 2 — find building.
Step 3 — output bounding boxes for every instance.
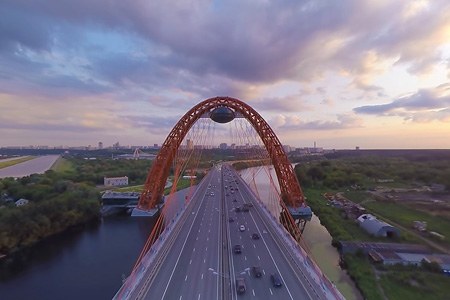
[359,218,400,238]
[15,198,29,207]
[104,176,129,186]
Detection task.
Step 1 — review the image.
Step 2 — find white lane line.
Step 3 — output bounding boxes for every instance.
[244,256,247,261]
[201,273,204,279]
[198,294,201,300]
[190,259,192,264]
[205,247,208,251]
[252,289,255,296]
[269,288,273,295]
[204,258,206,263]
[258,256,260,260]
[193,248,196,252]
[185,275,188,281]
[253,244,256,248]
[179,295,183,300]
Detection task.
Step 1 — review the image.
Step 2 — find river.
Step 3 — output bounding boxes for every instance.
[0,165,361,300]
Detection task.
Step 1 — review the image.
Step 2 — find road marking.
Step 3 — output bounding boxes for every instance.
[258,256,260,260]
[179,296,183,300]
[252,289,255,296]
[205,247,208,251]
[185,275,188,281]
[244,256,247,261]
[263,269,265,275]
[201,273,204,279]
[193,248,196,252]
[204,258,206,263]
[253,244,256,248]
[190,259,192,265]
[269,288,273,295]
[198,293,201,300]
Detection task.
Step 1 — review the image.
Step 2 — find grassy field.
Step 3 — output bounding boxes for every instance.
[0,156,35,169]
[380,271,450,300]
[114,185,145,192]
[51,157,75,173]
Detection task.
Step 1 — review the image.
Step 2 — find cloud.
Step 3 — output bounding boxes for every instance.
[354,83,450,122]
[250,95,312,113]
[270,113,363,131]
[2,0,449,96]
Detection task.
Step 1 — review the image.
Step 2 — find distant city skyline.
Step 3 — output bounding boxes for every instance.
[1,1,449,149]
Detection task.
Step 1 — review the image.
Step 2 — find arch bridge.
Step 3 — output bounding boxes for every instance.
[138,97,306,218]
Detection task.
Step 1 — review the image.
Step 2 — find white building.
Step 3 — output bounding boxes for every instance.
[15,198,29,207]
[104,176,129,186]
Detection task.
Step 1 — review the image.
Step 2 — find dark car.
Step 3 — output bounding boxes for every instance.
[252,266,262,278]
[236,277,246,294]
[251,233,260,240]
[271,273,283,287]
[233,245,242,254]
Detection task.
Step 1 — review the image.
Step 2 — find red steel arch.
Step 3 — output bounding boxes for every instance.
[138,96,305,210]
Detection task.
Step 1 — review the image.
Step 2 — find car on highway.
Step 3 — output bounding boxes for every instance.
[233,244,242,254]
[271,273,283,287]
[236,277,246,294]
[251,233,260,240]
[252,266,262,278]
[239,225,246,232]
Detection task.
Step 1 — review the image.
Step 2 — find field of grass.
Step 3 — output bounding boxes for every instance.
[51,157,75,173]
[0,156,35,169]
[344,254,384,300]
[113,178,193,194]
[380,271,450,300]
[114,185,144,192]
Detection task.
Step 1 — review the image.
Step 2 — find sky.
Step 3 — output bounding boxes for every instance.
[0,0,449,149]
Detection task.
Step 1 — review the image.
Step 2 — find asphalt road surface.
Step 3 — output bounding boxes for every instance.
[123,165,326,300]
[0,155,59,178]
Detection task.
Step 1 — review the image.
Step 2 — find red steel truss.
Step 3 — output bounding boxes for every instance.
[138,96,305,210]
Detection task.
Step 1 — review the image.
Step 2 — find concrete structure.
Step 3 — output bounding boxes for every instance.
[104,176,128,186]
[15,198,29,207]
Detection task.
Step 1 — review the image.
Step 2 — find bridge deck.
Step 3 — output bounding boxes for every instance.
[115,165,342,300]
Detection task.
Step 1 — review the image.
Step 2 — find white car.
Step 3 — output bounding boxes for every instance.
[239,225,246,232]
